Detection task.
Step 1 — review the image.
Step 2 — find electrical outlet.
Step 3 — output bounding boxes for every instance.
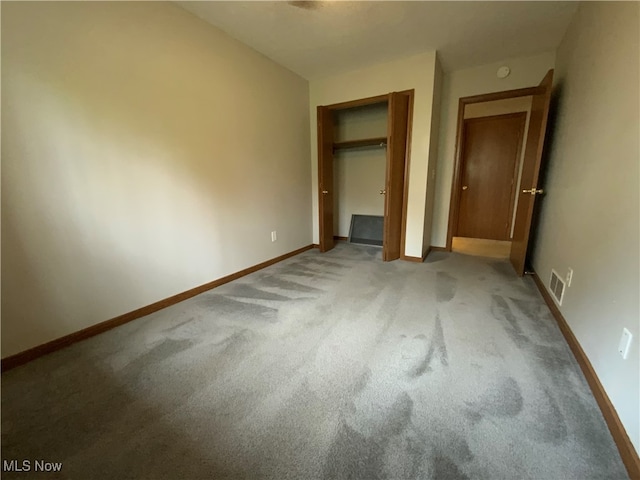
[271,231,277,242]
[566,268,573,287]
[618,328,633,360]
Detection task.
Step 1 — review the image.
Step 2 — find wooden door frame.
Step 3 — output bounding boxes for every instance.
[325,93,389,111]
[318,89,414,259]
[445,86,543,251]
[317,106,334,252]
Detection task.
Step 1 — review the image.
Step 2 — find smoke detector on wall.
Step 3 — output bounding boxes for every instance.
[497,66,511,79]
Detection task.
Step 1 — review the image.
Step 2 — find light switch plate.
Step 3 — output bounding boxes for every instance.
[618,328,633,360]
[566,268,573,287]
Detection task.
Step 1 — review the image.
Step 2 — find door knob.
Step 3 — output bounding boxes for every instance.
[462,185,468,190]
[522,188,544,195]
[379,189,386,195]
[322,190,329,194]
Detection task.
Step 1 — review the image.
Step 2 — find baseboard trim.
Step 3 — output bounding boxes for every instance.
[333,236,348,241]
[532,272,640,479]
[430,246,448,252]
[1,244,315,373]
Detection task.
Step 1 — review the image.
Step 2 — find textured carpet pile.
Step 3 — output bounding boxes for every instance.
[1,243,627,479]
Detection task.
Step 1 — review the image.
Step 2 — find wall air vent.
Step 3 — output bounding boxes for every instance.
[549,269,566,306]
[348,214,384,247]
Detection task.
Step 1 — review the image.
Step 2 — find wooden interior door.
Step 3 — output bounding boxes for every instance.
[383,92,410,261]
[510,69,554,275]
[456,112,526,240]
[317,106,335,252]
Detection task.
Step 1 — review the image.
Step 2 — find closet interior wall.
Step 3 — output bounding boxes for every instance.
[333,103,388,238]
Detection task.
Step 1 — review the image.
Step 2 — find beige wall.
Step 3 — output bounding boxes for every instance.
[531,2,640,453]
[334,103,388,142]
[432,51,556,247]
[1,2,311,357]
[463,96,531,119]
[309,52,439,258]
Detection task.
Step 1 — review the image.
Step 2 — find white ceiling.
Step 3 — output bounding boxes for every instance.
[178,1,578,79]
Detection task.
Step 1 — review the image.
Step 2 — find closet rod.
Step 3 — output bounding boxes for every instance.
[333,137,388,151]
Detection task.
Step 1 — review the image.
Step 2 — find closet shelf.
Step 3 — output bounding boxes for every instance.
[333,137,387,151]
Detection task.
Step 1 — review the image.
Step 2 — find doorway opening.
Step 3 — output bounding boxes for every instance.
[446,70,554,274]
[454,107,529,257]
[317,91,414,261]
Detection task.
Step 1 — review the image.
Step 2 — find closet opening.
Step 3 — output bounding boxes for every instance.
[317,91,414,261]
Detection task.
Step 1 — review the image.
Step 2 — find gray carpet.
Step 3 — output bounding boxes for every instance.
[1,243,628,479]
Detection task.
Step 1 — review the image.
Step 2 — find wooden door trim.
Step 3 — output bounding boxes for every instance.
[461,86,542,105]
[446,87,538,251]
[325,94,388,111]
[323,89,414,111]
